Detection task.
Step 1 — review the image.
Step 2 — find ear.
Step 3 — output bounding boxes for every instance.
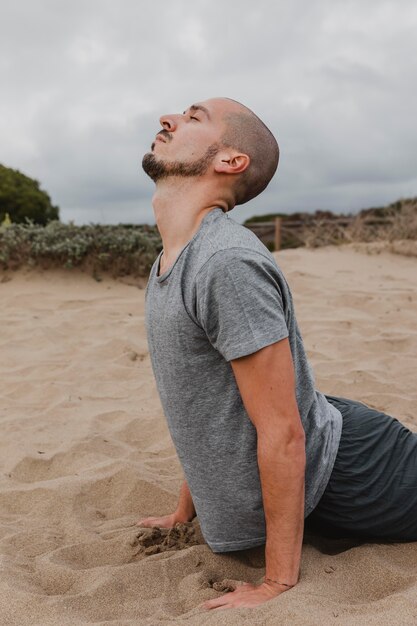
[214,150,250,175]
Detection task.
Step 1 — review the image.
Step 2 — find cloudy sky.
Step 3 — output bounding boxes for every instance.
[1,0,416,225]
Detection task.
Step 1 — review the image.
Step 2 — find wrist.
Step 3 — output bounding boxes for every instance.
[261,580,292,598]
[263,577,297,591]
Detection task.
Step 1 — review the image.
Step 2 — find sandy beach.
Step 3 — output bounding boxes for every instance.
[0,244,416,626]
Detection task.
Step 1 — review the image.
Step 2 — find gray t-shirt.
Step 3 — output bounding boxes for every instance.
[145,207,342,552]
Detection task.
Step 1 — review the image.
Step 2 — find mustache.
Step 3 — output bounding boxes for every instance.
[157,129,173,142]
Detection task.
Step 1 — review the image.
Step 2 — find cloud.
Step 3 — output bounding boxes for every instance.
[0,0,416,224]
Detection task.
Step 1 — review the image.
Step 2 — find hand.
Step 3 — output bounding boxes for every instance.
[200,579,290,611]
[136,512,189,528]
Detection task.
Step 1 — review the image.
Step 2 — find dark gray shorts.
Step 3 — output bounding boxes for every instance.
[306,395,417,542]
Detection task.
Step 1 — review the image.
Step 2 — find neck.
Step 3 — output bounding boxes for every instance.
[152,178,227,267]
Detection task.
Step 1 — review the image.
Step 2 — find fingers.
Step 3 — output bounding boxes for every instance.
[136,517,154,527]
[201,597,230,610]
[200,581,253,611]
[136,514,175,528]
[136,516,165,527]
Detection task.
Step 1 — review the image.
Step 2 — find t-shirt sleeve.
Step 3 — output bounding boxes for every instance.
[194,248,290,362]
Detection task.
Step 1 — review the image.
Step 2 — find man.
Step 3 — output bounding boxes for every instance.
[137,97,417,611]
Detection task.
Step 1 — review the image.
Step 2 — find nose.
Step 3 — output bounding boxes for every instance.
[159,113,179,132]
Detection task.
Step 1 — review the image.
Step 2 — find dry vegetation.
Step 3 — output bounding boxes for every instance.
[298,198,417,256]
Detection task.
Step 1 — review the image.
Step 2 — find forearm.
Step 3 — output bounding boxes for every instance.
[175,479,196,522]
[257,430,306,586]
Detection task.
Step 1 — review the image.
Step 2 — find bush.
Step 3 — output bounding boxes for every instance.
[0,164,59,225]
[0,221,162,278]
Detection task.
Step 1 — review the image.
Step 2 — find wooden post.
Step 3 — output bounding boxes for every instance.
[274,217,282,252]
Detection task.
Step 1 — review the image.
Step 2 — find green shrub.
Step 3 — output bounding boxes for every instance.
[0,221,162,278]
[0,164,59,225]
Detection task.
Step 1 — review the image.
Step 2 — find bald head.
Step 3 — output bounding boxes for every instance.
[146,96,279,209]
[218,98,279,206]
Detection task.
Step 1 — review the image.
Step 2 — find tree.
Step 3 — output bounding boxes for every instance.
[0,164,59,225]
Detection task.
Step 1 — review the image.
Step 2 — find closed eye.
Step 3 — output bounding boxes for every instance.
[183,110,200,121]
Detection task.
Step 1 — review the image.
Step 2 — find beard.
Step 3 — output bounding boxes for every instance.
[142,143,220,182]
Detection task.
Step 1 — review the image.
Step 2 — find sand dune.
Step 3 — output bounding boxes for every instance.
[0,245,416,625]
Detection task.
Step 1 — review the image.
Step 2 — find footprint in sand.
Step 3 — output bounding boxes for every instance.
[131,523,201,558]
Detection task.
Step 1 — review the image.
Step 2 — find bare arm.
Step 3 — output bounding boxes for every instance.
[202,338,305,609]
[137,478,196,528]
[234,338,305,587]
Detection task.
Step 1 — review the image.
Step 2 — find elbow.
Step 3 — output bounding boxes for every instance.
[284,433,306,479]
[257,425,306,470]
[288,428,306,468]
[282,422,306,455]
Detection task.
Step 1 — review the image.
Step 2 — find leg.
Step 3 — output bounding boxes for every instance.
[307,396,417,542]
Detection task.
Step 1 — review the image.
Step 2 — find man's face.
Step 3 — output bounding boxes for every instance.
[142,98,239,182]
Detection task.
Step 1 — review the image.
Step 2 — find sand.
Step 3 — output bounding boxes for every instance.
[0,244,416,626]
